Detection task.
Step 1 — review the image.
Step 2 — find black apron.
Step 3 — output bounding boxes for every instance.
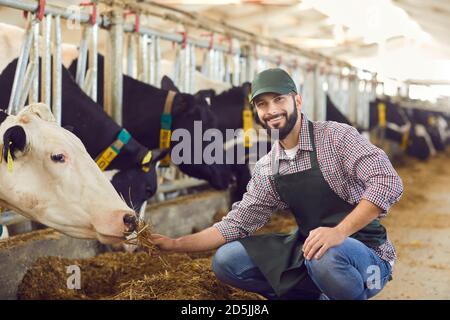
[239,121,387,297]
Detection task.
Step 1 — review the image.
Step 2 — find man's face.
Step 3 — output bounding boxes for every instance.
[253,92,301,140]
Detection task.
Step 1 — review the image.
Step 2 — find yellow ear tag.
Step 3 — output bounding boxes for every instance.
[7,142,13,173]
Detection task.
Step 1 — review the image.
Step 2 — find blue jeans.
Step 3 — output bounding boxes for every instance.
[212,237,393,300]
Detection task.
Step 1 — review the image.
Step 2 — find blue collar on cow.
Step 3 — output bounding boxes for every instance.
[159,90,176,167]
[95,129,132,171]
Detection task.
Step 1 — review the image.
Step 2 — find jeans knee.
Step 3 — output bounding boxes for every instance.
[212,247,231,279]
[305,245,346,279]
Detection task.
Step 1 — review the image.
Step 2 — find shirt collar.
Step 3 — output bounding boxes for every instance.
[275,112,313,160]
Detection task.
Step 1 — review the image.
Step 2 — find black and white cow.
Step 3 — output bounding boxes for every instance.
[369,98,437,160]
[69,55,234,191]
[0,58,165,211]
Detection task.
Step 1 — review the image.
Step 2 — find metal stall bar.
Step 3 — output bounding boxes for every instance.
[28,17,39,104]
[41,13,52,107]
[75,3,98,102]
[103,8,124,125]
[52,14,62,125]
[7,21,34,114]
[138,33,148,83]
[75,25,90,88]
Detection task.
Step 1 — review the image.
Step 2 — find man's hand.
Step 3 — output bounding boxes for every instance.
[302,227,346,260]
[148,234,178,251]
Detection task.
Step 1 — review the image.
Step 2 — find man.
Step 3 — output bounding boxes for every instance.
[149,68,403,300]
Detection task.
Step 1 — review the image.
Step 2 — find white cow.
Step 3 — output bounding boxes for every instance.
[0,103,137,244]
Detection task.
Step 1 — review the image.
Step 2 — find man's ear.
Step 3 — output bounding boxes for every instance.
[295,94,302,110]
[18,103,56,123]
[3,125,27,161]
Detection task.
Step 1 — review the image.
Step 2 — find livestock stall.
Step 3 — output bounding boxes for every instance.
[0,0,449,302]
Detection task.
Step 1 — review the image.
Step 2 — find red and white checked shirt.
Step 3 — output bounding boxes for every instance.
[214,113,403,263]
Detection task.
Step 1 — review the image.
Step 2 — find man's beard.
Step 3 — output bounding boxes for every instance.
[261,103,299,140]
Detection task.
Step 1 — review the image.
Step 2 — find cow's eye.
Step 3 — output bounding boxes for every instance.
[50,153,65,163]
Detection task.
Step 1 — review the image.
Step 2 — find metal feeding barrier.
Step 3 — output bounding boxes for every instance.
[0,0,412,236]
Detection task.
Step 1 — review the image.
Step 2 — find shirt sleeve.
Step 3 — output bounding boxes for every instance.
[213,160,288,242]
[336,125,404,217]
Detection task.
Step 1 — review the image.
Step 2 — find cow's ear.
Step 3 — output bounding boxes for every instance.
[19,103,56,123]
[0,110,8,126]
[3,125,27,161]
[242,82,252,96]
[161,75,180,93]
[150,149,170,165]
[63,125,74,132]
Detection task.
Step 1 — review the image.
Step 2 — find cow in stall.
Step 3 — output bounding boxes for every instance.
[69,54,234,191]
[0,58,166,213]
[409,108,447,152]
[0,103,139,244]
[369,98,436,160]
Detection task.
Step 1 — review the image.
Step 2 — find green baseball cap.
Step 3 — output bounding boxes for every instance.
[250,68,297,103]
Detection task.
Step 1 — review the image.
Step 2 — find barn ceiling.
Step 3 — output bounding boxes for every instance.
[0,0,448,98]
[149,0,450,86]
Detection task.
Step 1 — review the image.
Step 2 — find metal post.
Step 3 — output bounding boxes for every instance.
[154,36,161,87]
[41,13,52,107]
[106,9,123,125]
[8,21,34,114]
[126,33,136,77]
[29,18,39,104]
[52,15,62,125]
[148,35,155,86]
[18,62,38,109]
[183,44,190,93]
[173,44,181,89]
[348,73,358,124]
[190,43,196,94]
[138,33,148,83]
[89,22,98,102]
[75,25,90,89]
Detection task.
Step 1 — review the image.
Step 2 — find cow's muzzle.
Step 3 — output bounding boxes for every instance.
[123,213,138,233]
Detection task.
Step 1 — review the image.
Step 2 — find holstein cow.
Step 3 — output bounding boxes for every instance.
[0,103,138,243]
[0,58,166,212]
[369,98,435,160]
[410,108,446,152]
[69,55,234,191]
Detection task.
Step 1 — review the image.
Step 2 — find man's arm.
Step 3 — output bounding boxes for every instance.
[303,199,381,260]
[303,124,403,260]
[149,226,226,252]
[149,158,287,252]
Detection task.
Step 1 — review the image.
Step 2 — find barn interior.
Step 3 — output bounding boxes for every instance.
[0,0,449,300]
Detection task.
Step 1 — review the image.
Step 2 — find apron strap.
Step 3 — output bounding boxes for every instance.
[307,121,319,170]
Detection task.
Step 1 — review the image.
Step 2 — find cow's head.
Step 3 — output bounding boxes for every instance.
[0,103,138,244]
[105,149,169,212]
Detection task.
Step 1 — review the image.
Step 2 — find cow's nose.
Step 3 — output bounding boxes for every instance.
[123,213,137,232]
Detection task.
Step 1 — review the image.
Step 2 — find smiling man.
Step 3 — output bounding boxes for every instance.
[149,68,404,300]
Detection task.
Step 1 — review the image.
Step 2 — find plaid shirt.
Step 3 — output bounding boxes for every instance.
[214,113,403,263]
